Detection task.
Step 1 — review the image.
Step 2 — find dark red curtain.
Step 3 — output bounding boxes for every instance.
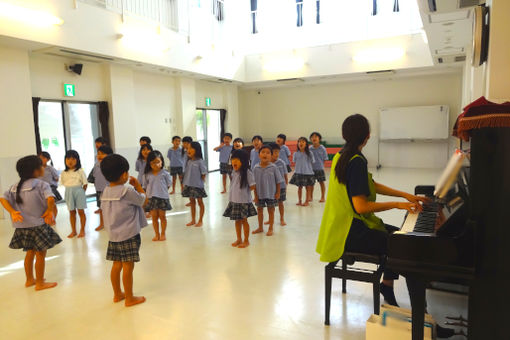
[32,97,42,154]
[98,101,111,145]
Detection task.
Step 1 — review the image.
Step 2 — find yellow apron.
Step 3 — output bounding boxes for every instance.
[316,153,385,263]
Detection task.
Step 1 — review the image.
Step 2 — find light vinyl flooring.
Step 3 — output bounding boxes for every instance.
[0,169,467,340]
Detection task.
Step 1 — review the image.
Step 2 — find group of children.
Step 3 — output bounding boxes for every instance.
[0,131,329,307]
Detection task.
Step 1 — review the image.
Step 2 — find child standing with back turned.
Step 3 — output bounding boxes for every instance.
[61,150,88,238]
[223,149,257,248]
[214,132,233,194]
[309,132,329,202]
[0,155,61,291]
[100,154,147,307]
[252,145,284,236]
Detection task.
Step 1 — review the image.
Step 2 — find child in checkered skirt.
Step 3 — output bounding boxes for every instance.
[100,154,148,307]
[213,132,233,194]
[0,155,61,291]
[252,144,284,236]
[182,142,208,227]
[223,149,257,248]
[289,137,316,206]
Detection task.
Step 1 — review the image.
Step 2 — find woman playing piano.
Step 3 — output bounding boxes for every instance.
[316,114,426,306]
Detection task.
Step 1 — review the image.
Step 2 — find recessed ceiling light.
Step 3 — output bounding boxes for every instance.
[442,22,455,26]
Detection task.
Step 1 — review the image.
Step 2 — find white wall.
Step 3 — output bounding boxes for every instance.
[239,72,463,168]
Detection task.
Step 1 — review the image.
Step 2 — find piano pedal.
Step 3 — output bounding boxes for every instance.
[445,321,468,328]
[446,315,467,322]
[454,329,468,338]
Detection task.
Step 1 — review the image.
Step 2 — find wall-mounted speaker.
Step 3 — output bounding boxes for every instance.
[67,64,83,75]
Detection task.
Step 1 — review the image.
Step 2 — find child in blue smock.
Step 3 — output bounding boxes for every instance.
[182,142,208,227]
[269,143,289,226]
[142,150,172,241]
[252,144,284,236]
[309,132,329,202]
[223,149,257,248]
[290,137,316,206]
[0,155,61,291]
[38,151,62,201]
[167,136,185,194]
[250,135,263,170]
[89,145,113,231]
[276,133,292,173]
[214,132,234,194]
[100,154,148,307]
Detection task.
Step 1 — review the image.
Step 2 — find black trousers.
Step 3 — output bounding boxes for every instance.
[343,221,399,280]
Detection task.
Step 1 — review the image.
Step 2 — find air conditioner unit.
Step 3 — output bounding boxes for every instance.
[428,0,485,12]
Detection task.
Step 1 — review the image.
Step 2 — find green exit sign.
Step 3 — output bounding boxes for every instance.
[205,97,211,107]
[64,83,75,97]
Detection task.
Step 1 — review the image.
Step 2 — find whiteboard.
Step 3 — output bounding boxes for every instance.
[379,105,449,140]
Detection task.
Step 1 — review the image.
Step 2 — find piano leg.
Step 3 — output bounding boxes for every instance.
[407,277,426,340]
[325,264,333,325]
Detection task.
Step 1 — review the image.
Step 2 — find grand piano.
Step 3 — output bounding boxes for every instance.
[386,127,510,340]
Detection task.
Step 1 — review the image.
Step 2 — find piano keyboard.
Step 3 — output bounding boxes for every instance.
[399,201,439,234]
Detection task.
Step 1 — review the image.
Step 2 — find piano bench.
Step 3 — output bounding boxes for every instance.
[324,252,385,325]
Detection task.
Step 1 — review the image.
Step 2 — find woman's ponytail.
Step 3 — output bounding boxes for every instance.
[335,114,370,184]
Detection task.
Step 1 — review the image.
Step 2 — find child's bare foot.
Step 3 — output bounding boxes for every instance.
[185,202,191,207]
[25,279,36,287]
[77,231,85,238]
[95,225,104,231]
[35,281,57,291]
[231,240,242,247]
[296,202,303,206]
[280,220,287,226]
[67,232,77,238]
[94,209,100,214]
[264,221,270,225]
[145,212,151,218]
[159,235,166,241]
[169,190,175,195]
[302,201,310,206]
[238,241,250,248]
[195,221,203,227]
[113,292,125,303]
[152,235,160,241]
[221,190,226,194]
[186,221,196,227]
[266,229,273,236]
[252,228,264,234]
[319,198,325,203]
[125,296,146,307]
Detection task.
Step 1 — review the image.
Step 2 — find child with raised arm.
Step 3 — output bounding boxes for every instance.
[269,143,288,226]
[252,145,284,236]
[182,142,208,227]
[100,154,148,307]
[89,145,113,231]
[143,151,172,241]
[250,135,263,170]
[214,132,233,194]
[223,150,257,248]
[309,132,329,202]
[61,150,88,238]
[276,133,292,173]
[167,136,184,194]
[0,155,61,291]
[290,137,316,206]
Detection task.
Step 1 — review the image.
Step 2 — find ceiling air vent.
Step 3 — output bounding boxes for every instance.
[276,78,304,83]
[455,55,467,62]
[59,49,115,61]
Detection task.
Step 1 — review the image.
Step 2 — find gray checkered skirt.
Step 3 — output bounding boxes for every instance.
[106,234,141,262]
[146,197,172,211]
[223,202,258,221]
[289,173,316,187]
[9,224,62,252]
[182,186,208,198]
[313,169,326,182]
[220,162,233,175]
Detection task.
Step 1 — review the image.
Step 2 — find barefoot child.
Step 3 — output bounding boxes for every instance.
[250,135,263,170]
[290,137,316,206]
[61,150,88,238]
[214,132,233,194]
[252,145,284,236]
[167,136,184,194]
[309,132,329,202]
[182,142,207,227]
[143,151,172,241]
[0,155,61,291]
[223,150,257,248]
[38,151,62,201]
[100,154,147,307]
[276,134,292,173]
[182,136,193,207]
[136,144,153,186]
[269,143,288,226]
[92,137,107,214]
[89,145,113,231]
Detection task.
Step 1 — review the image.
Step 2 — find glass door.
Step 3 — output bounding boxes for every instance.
[39,101,66,171]
[196,109,222,172]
